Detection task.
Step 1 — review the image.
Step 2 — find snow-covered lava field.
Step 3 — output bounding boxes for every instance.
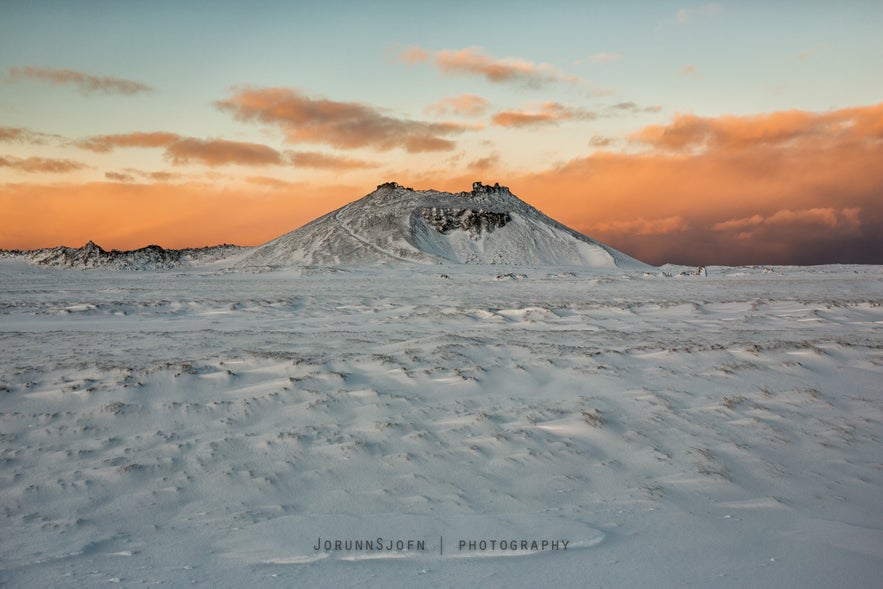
[1,261,882,587]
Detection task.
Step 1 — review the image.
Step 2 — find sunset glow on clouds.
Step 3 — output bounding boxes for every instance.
[424,95,491,118]
[214,87,474,153]
[399,46,583,89]
[1,0,881,265]
[9,66,153,95]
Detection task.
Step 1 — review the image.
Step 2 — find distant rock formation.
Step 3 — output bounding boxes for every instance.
[1,242,243,270]
[376,181,414,191]
[471,181,507,194]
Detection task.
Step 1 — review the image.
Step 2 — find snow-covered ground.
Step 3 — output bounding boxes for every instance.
[1,261,881,587]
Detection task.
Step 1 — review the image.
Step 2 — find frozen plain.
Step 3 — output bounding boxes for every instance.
[1,260,882,587]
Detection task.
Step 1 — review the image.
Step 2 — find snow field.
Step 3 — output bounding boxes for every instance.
[1,263,881,587]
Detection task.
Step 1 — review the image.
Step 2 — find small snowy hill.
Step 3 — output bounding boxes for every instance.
[2,241,244,271]
[241,182,653,269]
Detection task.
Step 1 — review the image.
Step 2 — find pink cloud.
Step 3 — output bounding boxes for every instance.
[397,46,431,64]
[424,94,491,118]
[398,46,586,89]
[9,66,151,95]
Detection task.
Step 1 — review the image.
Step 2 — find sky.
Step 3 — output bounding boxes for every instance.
[1,0,881,265]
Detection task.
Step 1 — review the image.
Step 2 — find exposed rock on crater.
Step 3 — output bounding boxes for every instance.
[420,208,511,235]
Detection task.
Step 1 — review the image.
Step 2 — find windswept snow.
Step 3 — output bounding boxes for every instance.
[1,262,881,587]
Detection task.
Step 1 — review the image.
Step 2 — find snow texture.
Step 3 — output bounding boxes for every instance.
[1,261,882,588]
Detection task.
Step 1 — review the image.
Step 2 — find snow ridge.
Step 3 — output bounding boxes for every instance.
[1,241,244,271]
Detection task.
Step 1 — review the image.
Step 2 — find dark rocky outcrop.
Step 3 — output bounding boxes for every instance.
[420,208,511,235]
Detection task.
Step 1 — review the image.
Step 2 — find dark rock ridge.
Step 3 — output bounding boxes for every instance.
[469,181,507,194]
[420,207,511,235]
[376,181,414,192]
[2,241,243,270]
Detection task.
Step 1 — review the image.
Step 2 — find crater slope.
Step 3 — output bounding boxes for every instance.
[241,181,653,269]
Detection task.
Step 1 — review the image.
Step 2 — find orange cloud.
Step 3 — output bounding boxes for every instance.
[105,169,181,183]
[632,103,883,153]
[398,46,583,89]
[77,132,284,167]
[435,47,575,86]
[105,171,136,182]
[498,104,883,264]
[424,94,491,118]
[492,102,596,128]
[714,208,862,240]
[9,66,151,95]
[587,216,689,236]
[766,207,861,229]
[589,135,615,148]
[165,138,283,167]
[76,132,182,152]
[467,154,500,171]
[0,126,63,145]
[0,155,86,173]
[287,151,377,170]
[146,171,177,182]
[138,170,179,182]
[216,87,468,153]
[78,131,378,169]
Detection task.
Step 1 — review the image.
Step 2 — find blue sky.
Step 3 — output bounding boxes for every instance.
[3,0,879,132]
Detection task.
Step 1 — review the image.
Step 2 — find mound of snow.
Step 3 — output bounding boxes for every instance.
[241,182,653,269]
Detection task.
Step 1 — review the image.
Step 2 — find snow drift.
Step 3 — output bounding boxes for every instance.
[2,262,882,587]
[241,182,653,269]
